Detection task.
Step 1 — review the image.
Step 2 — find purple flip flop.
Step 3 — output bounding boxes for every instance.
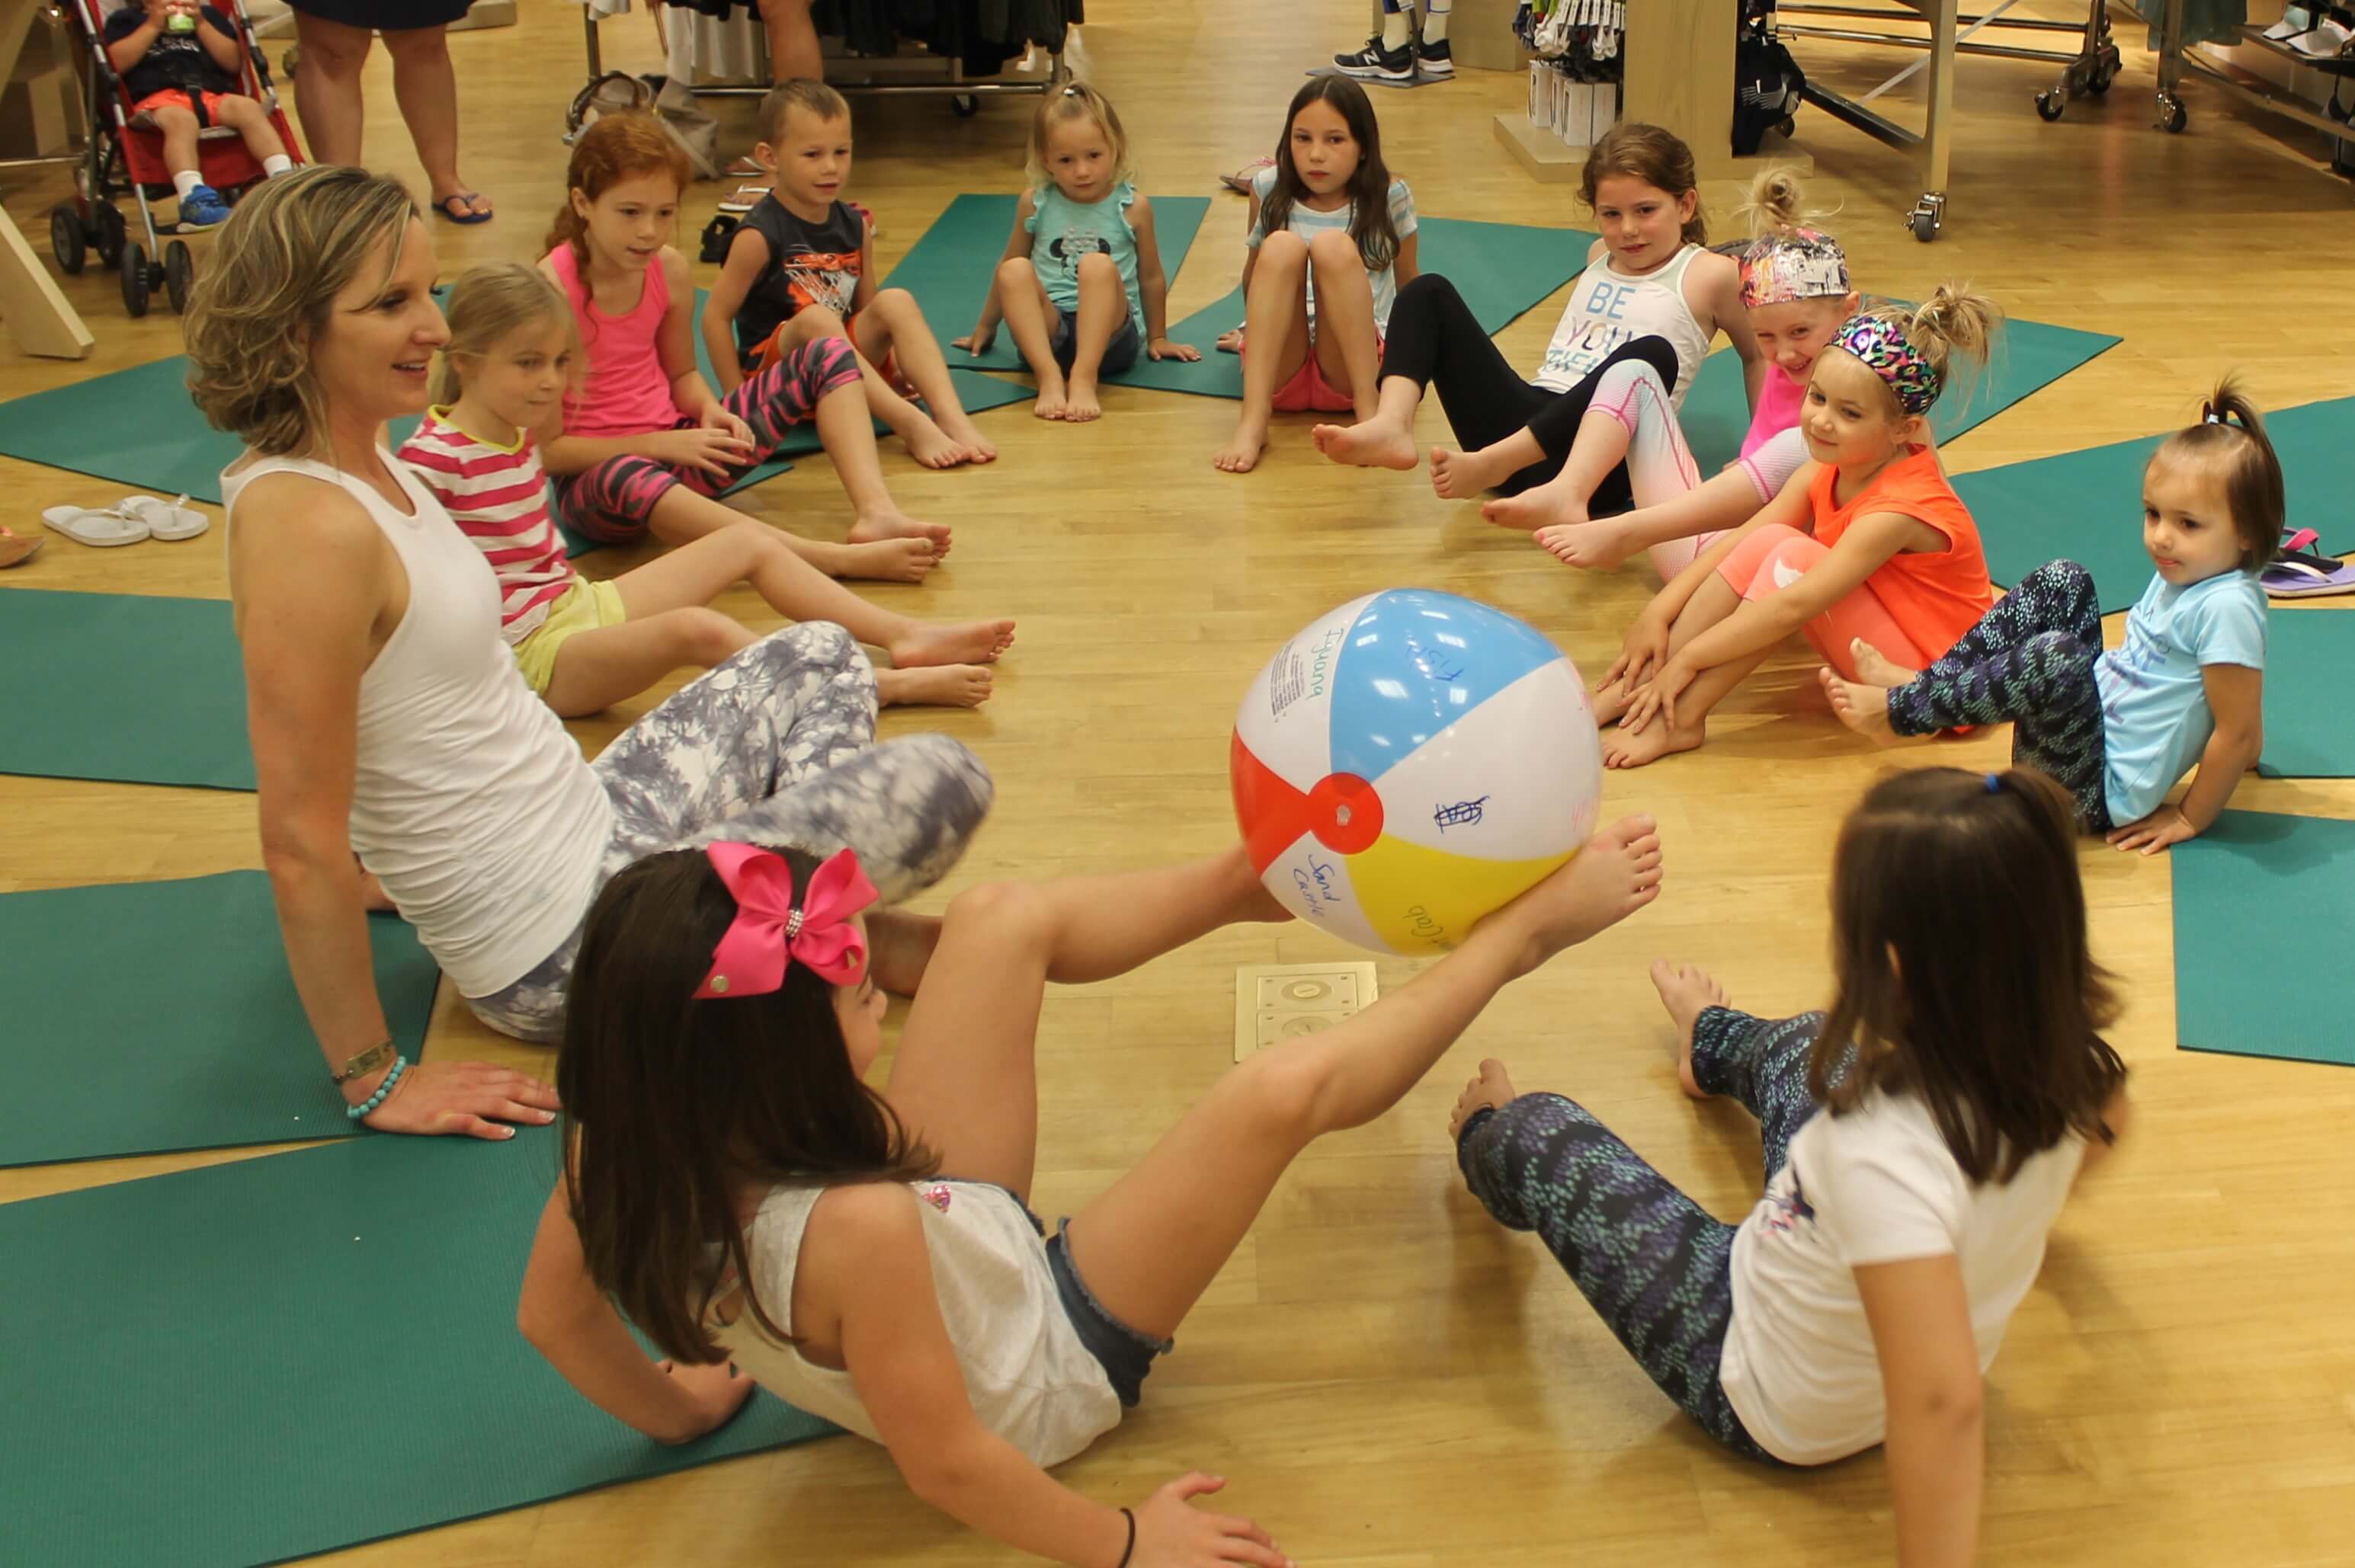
[2263,527,2355,600]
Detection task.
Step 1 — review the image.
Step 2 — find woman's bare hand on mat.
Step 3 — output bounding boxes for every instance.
[1132,1474,1290,1568]
[2106,805,2199,856]
[652,427,754,480]
[654,1358,757,1442]
[360,1059,560,1140]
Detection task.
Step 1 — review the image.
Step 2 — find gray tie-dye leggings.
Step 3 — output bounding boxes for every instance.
[466,622,994,1041]
[1456,1006,1856,1465]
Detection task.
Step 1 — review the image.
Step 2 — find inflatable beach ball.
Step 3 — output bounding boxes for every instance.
[1230,589,1603,956]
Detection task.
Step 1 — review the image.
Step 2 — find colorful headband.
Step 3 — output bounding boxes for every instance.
[694,843,877,1000]
[1738,229,1850,308]
[1830,312,1942,417]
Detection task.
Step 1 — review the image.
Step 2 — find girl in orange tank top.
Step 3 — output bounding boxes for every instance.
[1592,286,2003,770]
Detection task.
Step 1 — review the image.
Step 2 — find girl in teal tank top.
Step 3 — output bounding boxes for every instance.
[955,84,1200,422]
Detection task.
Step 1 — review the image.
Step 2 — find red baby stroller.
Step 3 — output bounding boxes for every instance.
[46,0,304,317]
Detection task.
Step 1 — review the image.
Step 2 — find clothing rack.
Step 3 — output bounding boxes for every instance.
[2139,0,2355,146]
[578,2,1068,119]
[1770,0,2121,239]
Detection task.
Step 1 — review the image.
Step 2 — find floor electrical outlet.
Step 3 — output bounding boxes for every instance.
[1233,963,1379,1061]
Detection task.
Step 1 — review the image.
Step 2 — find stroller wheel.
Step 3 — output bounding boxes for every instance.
[120,241,152,318]
[50,206,85,275]
[165,242,194,315]
[94,205,127,268]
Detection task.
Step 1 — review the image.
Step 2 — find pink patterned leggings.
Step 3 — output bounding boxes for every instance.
[553,336,861,544]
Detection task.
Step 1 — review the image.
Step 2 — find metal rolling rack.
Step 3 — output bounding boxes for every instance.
[2143,0,2355,146]
[577,5,1068,120]
[1771,0,2123,240]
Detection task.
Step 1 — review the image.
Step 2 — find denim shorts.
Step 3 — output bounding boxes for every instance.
[1046,1219,1171,1407]
[1049,308,1142,376]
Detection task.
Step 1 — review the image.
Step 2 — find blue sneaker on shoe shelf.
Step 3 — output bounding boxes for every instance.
[1334,34,1416,82]
[178,184,232,230]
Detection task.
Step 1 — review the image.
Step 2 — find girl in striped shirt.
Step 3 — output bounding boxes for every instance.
[399,265,1013,715]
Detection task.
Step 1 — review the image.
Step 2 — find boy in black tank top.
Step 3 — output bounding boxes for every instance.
[703,82,1000,469]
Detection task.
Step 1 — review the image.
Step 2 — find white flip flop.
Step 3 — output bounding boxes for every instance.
[40,504,150,548]
[118,494,210,542]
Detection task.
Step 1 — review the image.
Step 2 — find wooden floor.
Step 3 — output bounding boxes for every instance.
[6,2,2355,1562]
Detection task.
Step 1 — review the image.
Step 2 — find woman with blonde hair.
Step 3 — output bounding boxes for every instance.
[187,165,992,1139]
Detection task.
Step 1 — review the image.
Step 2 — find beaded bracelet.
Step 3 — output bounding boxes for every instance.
[346,1054,409,1122]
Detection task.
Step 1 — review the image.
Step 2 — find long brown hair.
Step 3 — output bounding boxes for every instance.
[1815,767,2126,1185]
[545,112,691,270]
[1260,75,1402,271]
[1581,122,1706,246]
[559,845,937,1365]
[2150,376,2285,571]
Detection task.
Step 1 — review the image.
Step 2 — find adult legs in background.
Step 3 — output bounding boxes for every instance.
[758,0,822,82]
[380,24,485,219]
[289,11,370,168]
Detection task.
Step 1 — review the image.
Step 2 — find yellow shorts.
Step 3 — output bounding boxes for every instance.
[512,578,627,693]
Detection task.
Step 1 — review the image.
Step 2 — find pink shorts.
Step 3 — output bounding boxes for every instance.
[1239,331,1381,414]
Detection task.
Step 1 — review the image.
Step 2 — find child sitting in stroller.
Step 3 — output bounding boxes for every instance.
[102,0,292,228]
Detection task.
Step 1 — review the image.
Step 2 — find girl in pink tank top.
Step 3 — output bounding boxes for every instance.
[535,115,953,576]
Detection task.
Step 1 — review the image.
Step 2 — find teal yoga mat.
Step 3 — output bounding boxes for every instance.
[0,589,252,792]
[2257,607,2355,779]
[1108,216,1597,398]
[1955,397,2355,610]
[887,191,1212,375]
[0,1126,838,1566]
[2171,810,2355,1067]
[1683,315,2123,475]
[0,872,440,1166]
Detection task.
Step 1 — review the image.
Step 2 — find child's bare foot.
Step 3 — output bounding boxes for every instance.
[831,537,938,584]
[1063,379,1104,423]
[1033,372,1069,421]
[1818,667,1895,741]
[1214,414,1270,474]
[1450,1058,1519,1143]
[878,662,994,709]
[903,416,969,471]
[1484,814,1665,972]
[1601,716,1703,770]
[866,908,944,997]
[937,413,998,463]
[1312,414,1418,471]
[1430,444,1513,501]
[1484,484,1581,533]
[1591,678,1638,726]
[1536,517,1645,574]
[849,512,954,558]
[1648,960,1726,1100]
[890,619,1016,667]
[1848,637,1915,687]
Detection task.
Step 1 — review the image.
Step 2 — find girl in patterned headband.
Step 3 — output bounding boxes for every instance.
[1509,168,1860,578]
[1593,282,2003,770]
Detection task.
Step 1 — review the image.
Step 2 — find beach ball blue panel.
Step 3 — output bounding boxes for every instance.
[1325,590,1568,787]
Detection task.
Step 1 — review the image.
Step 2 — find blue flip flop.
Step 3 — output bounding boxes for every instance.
[434,193,494,226]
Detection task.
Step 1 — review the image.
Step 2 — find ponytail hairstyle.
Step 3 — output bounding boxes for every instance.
[432,262,578,408]
[559,845,939,1365]
[1580,122,1706,246]
[1734,166,1850,309]
[545,112,691,272]
[1825,282,2004,423]
[1817,766,2127,1186]
[1026,82,1137,194]
[2151,376,2285,571]
[1261,75,1402,272]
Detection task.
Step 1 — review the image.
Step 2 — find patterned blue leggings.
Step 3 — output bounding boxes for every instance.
[1882,559,2113,831]
[1456,1007,1840,1463]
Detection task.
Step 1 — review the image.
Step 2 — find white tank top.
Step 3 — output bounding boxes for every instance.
[713,1180,1122,1468]
[221,451,613,998]
[1533,242,1714,402]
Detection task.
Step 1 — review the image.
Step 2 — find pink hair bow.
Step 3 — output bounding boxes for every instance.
[694,843,878,1000]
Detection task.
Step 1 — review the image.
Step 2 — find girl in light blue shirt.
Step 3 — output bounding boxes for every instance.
[1822,378,2280,853]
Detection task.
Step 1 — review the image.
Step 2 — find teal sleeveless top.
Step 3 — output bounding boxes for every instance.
[1025,181,1144,329]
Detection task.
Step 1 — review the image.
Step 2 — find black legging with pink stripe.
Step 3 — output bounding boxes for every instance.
[554,336,861,544]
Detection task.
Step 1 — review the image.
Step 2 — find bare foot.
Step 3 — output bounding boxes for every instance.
[937,413,998,463]
[1848,637,1915,687]
[890,619,1016,667]
[1818,666,1895,741]
[1648,960,1728,1101]
[1600,716,1703,770]
[1536,517,1647,574]
[903,415,969,471]
[1450,1058,1519,1143]
[878,663,994,709]
[1591,678,1639,726]
[1032,372,1069,421]
[1484,483,1581,533]
[1486,814,1665,971]
[831,537,938,584]
[866,907,944,997]
[1312,415,1418,471]
[1213,416,1269,475]
[848,512,954,559]
[1063,379,1104,423]
[1430,444,1511,501]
